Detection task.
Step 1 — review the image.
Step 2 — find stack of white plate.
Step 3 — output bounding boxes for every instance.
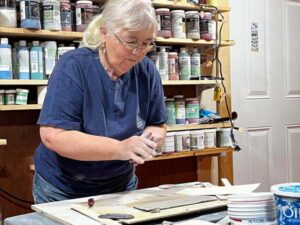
[227,193,277,225]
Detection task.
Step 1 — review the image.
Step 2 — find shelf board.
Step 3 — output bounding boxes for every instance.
[0,104,42,111]
[166,122,231,131]
[155,37,235,47]
[0,79,48,85]
[150,147,233,161]
[0,27,83,41]
[152,0,230,12]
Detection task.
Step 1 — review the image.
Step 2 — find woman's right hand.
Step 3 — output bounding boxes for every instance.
[115,133,157,165]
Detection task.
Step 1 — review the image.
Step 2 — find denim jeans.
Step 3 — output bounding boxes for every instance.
[32,172,138,204]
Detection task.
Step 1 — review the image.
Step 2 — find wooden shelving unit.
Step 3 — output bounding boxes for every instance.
[0,104,42,111]
[150,147,233,161]
[152,0,231,12]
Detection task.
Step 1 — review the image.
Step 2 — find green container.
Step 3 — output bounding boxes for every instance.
[15,88,29,105]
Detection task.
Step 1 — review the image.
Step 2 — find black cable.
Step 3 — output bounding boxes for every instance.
[0,187,34,205]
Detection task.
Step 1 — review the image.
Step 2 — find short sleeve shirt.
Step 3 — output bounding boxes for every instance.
[34,48,167,196]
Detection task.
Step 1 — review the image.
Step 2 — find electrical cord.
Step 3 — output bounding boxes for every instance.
[0,187,34,205]
[191,1,242,151]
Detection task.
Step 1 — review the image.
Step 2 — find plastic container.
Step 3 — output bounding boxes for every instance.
[37,85,47,104]
[43,0,61,30]
[57,46,75,59]
[17,40,30,79]
[185,98,199,124]
[185,11,200,40]
[20,0,41,29]
[75,0,93,32]
[0,89,4,105]
[168,52,179,80]
[170,10,186,39]
[15,88,29,105]
[271,183,300,225]
[148,51,160,71]
[161,132,175,154]
[204,128,216,148]
[0,0,17,27]
[165,98,176,125]
[217,128,232,147]
[200,11,214,41]
[158,47,168,80]
[174,131,190,152]
[4,89,16,104]
[190,130,204,150]
[0,38,13,79]
[174,95,186,124]
[191,48,201,79]
[179,47,191,80]
[155,8,171,38]
[60,0,72,31]
[30,41,45,80]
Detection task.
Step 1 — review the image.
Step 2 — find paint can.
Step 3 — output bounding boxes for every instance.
[204,128,216,148]
[155,8,171,38]
[174,95,186,124]
[185,11,200,40]
[15,88,29,105]
[185,98,199,124]
[174,131,190,152]
[161,132,175,154]
[165,98,176,125]
[217,128,233,147]
[4,89,16,105]
[190,130,204,150]
[171,10,186,39]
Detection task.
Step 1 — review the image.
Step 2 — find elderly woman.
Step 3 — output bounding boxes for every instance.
[33,0,167,203]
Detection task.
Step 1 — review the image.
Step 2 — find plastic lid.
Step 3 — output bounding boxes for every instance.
[155,8,170,12]
[32,41,39,47]
[190,130,204,135]
[168,52,178,56]
[173,95,184,98]
[19,40,26,47]
[16,89,29,93]
[1,38,8,45]
[271,183,300,198]
[180,47,186,52]
[160,47,166,52]
[185,10,199,14]
[58,46,76,51]
[5,90,16,94]
[76,0,92,5]
[171,10,185,14]
[192,48,198,53]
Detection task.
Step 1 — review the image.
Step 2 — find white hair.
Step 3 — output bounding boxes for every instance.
[82,0,157,50]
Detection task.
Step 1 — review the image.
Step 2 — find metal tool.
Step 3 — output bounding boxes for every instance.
[98,213,134,220]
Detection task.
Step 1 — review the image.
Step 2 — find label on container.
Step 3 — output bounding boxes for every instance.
[186,17,199,33]
[30,51,38,73]
[18,50,30,73]
[179,55,191,80]
[43,4,60,23]
[156,14,171,31]
[61,9,72,26]
[0,48,12,71]
[76,8,93,26]
[20,0,40,20]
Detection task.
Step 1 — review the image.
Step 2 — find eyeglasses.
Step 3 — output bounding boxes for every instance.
[110,30,156,53]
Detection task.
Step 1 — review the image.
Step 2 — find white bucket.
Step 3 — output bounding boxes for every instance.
[204,129,216,148]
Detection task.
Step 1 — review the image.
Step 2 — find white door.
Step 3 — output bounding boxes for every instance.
[230,0,300,191]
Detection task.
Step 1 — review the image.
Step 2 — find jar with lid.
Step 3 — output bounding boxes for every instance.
[5,89,16,105]
[0,0,17,27]
[185,11,200,40]
[155,8,171,38]
[60,0,71,31]
[76,0,93,32]
[170,10,186,39]
[200,11,216,41]
[43,0,61,30]
[174,95,186,124]
[20,0,41,29]
[168,52,179,80]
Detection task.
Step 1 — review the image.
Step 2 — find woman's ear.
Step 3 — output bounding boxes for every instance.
[99,27,108,40]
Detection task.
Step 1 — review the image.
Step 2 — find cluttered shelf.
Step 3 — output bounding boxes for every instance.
[151,0,231,12]
[166,122,231,131]
[0,27,83,41]
[150,147,233,161]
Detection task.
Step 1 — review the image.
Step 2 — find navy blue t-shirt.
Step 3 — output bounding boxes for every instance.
[34,47,167,196]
